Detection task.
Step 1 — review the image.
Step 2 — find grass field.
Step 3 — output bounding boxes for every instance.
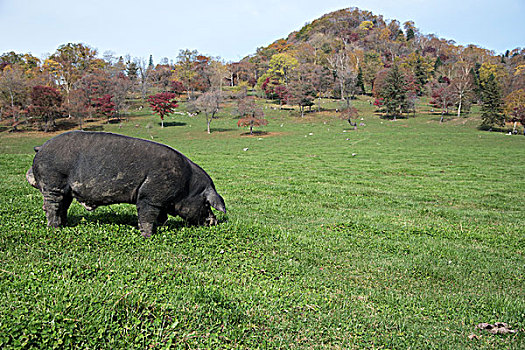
[0,97,524,349]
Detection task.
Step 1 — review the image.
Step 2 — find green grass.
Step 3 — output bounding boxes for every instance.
[0,98,524,348]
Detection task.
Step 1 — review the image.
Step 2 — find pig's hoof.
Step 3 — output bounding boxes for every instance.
[205,217,218,226]
[139,222,154,238]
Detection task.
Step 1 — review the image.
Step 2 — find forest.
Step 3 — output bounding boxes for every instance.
[0,7,524,134]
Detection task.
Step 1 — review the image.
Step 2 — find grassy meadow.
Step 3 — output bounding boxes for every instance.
[0,96,524,349]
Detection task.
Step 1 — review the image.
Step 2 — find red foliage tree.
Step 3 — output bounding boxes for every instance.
[170,80,186,96]
[430,79,455,123]
[28,85,63,132]
[373,97,384,108]
[147,92,178,128]
[237,97,268,135]
[93,94,116,120]
[274,85,289,107]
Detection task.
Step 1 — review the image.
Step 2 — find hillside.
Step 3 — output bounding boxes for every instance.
[239,6,523,120]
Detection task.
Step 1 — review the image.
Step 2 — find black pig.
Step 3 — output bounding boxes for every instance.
[27,131,226,237]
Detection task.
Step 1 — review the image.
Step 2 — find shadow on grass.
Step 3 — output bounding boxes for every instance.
[159,121,187,127]
[67,210,227,231]
[54,118,81,131]
[210,128,236,133]
[240,131,269,136]
[83,125,105,131]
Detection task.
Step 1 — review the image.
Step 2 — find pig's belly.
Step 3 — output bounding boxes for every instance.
[69,175,141,210]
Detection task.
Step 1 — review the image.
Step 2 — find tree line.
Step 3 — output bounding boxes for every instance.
[0,44,270,134]
[0,7,524,133]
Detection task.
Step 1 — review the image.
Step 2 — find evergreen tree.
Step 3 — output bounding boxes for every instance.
[433,56,443,72]
[356,67,365,94]
[126,61,138,80]
[380,64,408,119]
[414,56,428,94]
[471,63,482,101]
[148,55,154,69]
[406,28,415,41]
[480,74,504,129]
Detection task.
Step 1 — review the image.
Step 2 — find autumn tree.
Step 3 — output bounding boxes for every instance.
[209,59,229,91]
[111,73,133,119]
[174,50,214,98]
[45,43,99,118]
[257,53,298,91]
[68,88,92,129]
[93,94,116,121]
[430,78,455,123]
[28,86,63,132]
[147,92,178,128]
[288,78,316,117]
[150,64,173,91]
[193,90,221,134]
[401,52,434,95]
[175,49,197,99]
[267,53,298,85]
[237,96,268,135]
[0,51,41,77]
[274,85,289,107]
[480,74,504,129]
[503,89,525,133]
[170,81,186,96]
[0,65,30,127]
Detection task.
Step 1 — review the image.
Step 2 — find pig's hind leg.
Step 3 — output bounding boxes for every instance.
[42,187,72,227]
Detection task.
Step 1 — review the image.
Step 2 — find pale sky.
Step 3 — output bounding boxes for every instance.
[0,0,523,63]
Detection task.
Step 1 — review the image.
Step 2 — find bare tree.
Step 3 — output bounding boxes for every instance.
[327,49,357,100]
[451,60,474,117]
[135,57,152,101]
[193,90,221,134]
[0,65,30,127]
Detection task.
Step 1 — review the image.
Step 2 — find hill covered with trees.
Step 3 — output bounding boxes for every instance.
[1,7,524,133]
[239,7,524,128]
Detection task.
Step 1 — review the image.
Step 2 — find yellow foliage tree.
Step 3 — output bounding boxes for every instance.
[358,21,374,31]
[479,62,507,87]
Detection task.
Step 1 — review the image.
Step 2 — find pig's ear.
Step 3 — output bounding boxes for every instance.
[205,188,226,213]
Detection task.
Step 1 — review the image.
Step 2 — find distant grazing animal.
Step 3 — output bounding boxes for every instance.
[26,131,226,237]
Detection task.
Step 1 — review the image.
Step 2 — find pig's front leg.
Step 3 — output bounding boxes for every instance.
[136,201,161,238]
